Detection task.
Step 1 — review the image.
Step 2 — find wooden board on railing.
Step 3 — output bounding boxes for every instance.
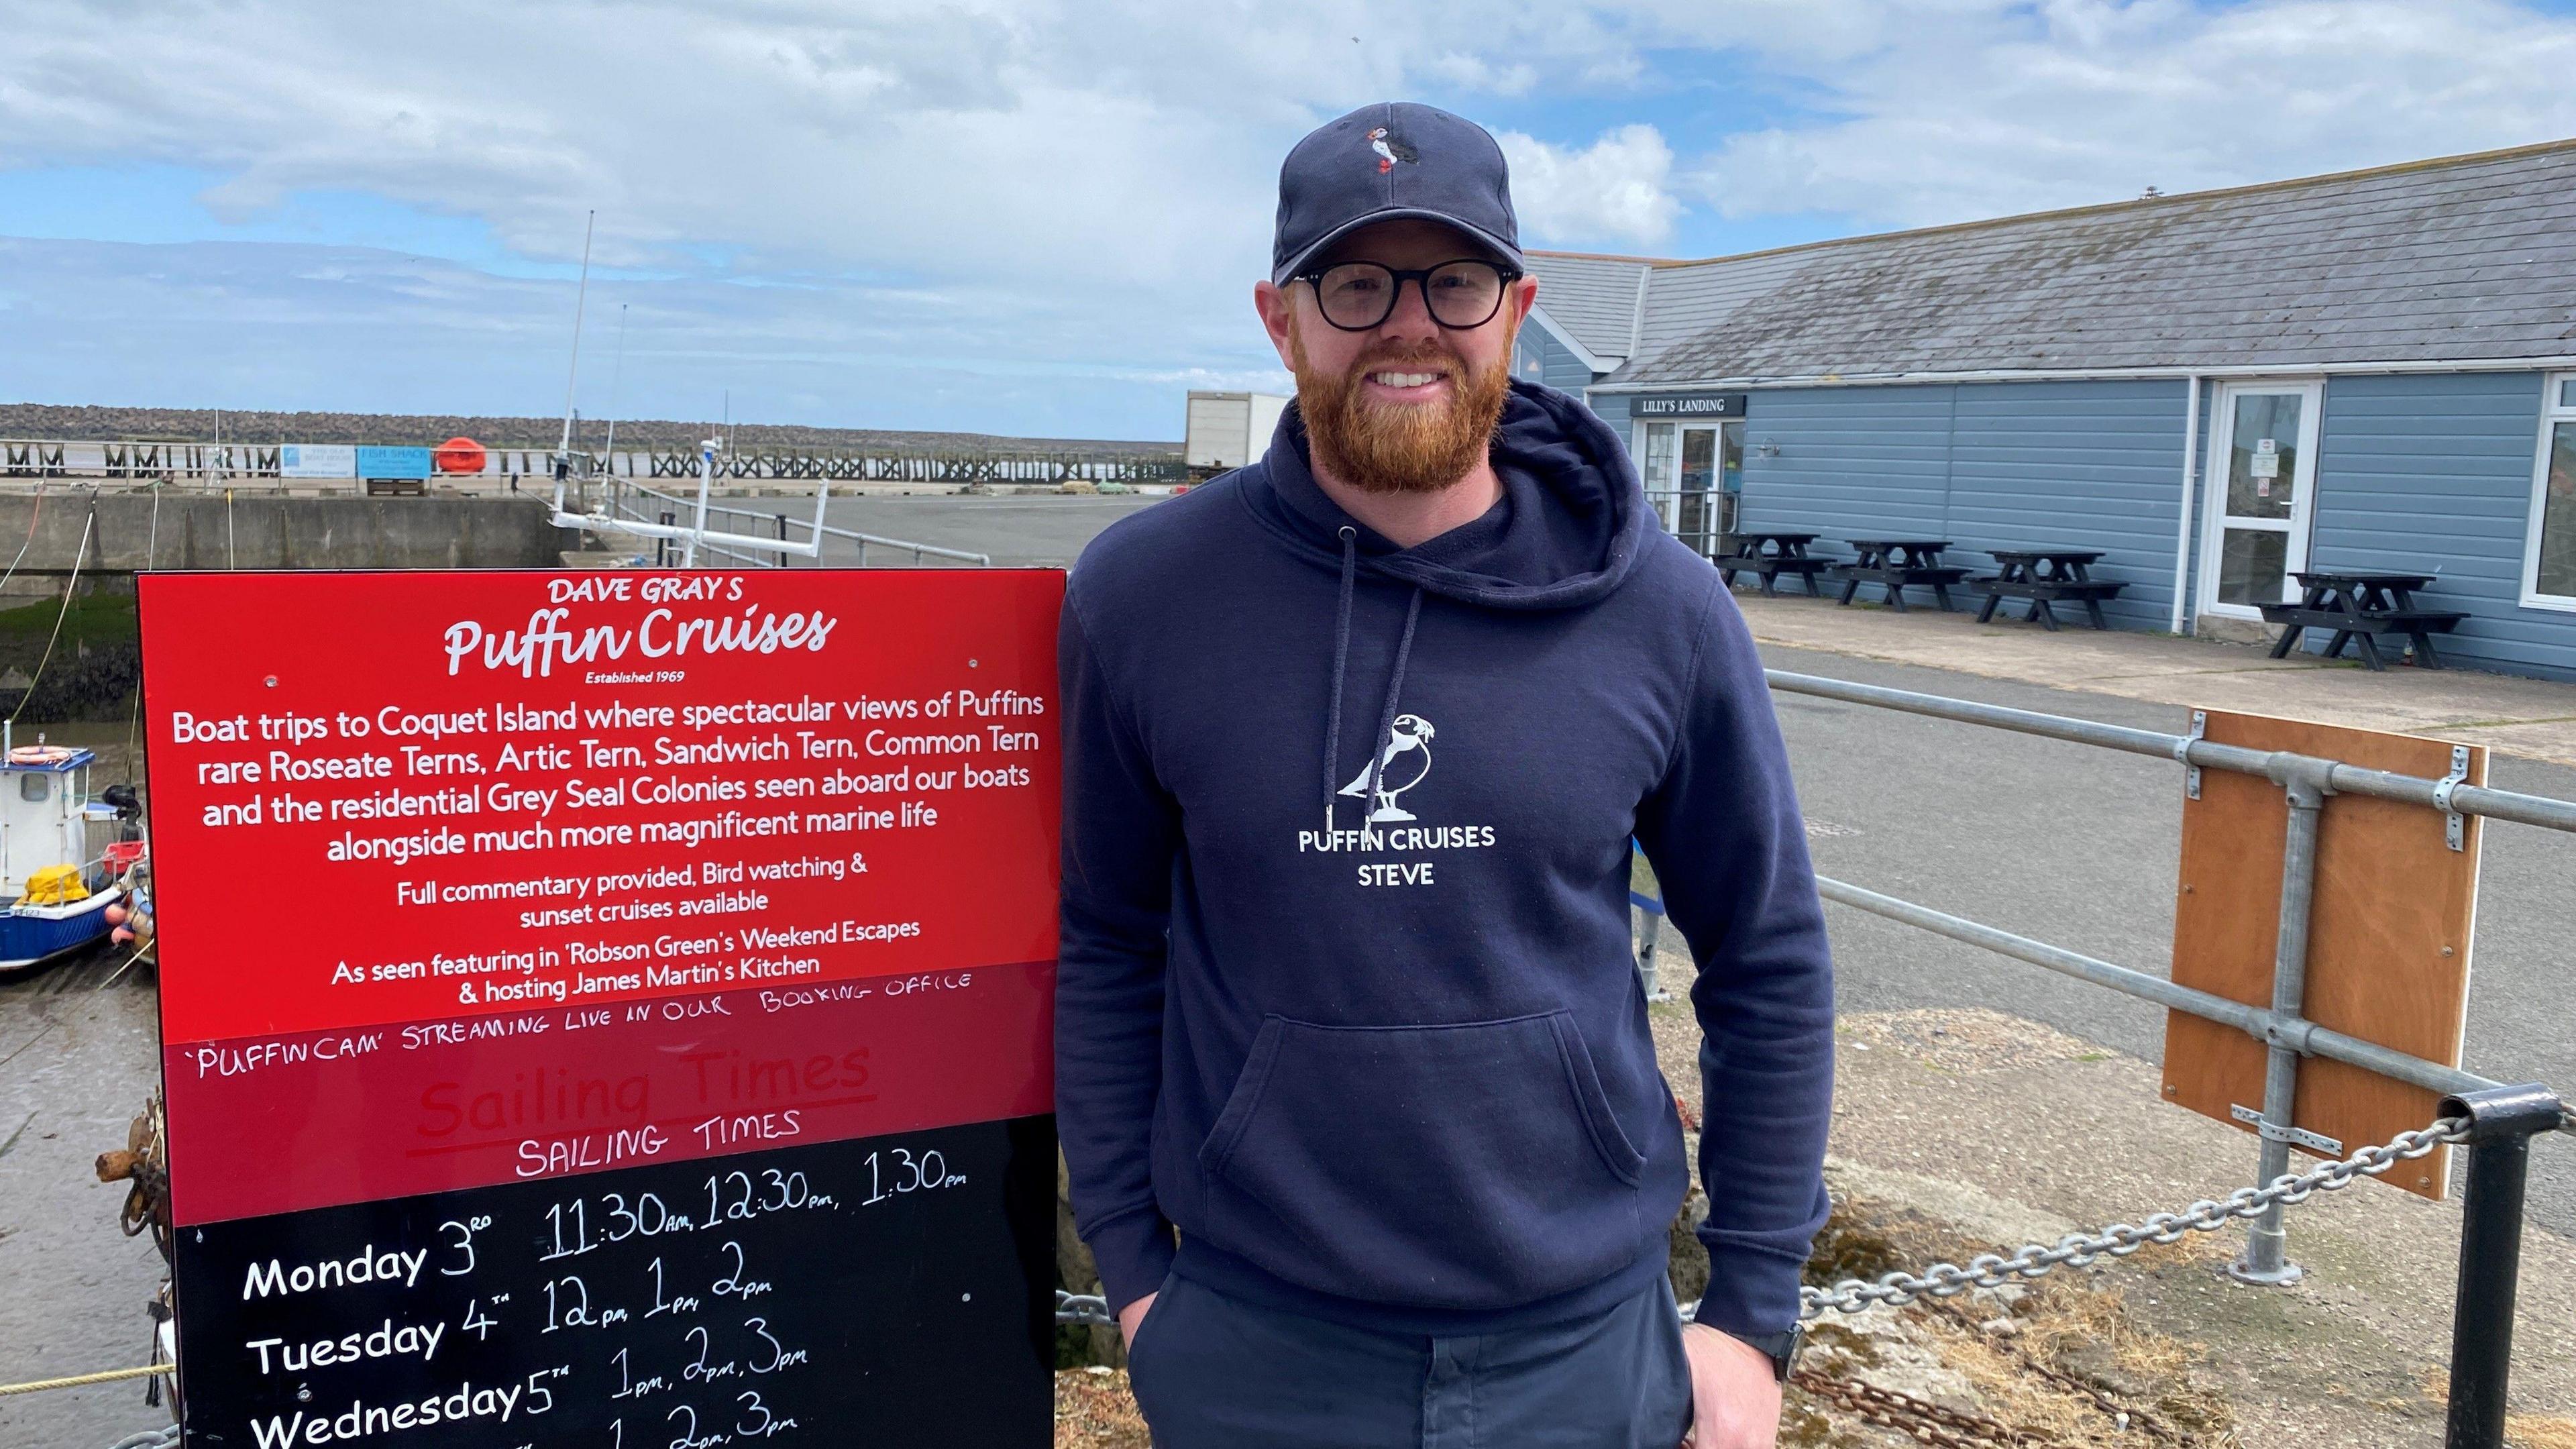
[2164,709,2483,1200]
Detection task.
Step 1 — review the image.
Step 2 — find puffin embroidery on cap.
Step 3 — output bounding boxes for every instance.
[1366,125,1418,174]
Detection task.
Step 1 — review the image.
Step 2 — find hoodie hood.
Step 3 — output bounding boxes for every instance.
[1242,377,1652,612]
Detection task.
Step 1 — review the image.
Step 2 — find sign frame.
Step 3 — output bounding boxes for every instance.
[140,567,1066,1444]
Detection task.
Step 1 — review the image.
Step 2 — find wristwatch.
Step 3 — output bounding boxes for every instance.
[1713,1324,1804,1383]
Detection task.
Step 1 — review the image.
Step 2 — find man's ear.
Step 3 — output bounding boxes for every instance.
[1508,272,1538,327]
[1254,279,1297,369]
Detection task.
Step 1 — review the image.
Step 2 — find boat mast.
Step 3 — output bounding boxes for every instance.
[557,210,597,462]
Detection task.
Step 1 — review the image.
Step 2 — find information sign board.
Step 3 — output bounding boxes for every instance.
[140,568,1064,1446]
[279,445,359,479]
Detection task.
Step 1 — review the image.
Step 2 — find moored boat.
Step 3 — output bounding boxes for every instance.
[0,737,142,973]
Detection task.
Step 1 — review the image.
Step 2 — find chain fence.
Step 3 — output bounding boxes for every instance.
[1796,1114,2464,1316]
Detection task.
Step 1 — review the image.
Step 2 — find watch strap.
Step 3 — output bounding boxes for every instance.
[1711,1324,1803,1383]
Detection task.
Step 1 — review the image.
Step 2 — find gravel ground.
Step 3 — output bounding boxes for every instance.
[1056,1365,1152,1448]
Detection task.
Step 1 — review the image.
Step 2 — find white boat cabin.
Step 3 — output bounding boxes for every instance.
[0,741,112,896]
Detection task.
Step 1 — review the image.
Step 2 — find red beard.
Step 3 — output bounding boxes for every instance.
[1290,319,1513,496]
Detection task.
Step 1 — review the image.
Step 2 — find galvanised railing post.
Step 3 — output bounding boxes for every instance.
[2233,758,2334,1285]
[2443,1084,2563,1449]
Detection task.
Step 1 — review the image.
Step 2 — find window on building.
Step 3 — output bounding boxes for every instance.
[1639,423,1677,503]
[2528,373,2576,606]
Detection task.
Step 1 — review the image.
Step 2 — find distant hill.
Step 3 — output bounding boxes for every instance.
[0,404,1182,458]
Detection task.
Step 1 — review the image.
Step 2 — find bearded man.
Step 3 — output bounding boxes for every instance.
[1056,102,1835,1449]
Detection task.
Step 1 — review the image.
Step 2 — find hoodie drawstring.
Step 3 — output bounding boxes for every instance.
[1362,590,1424,812]
[1323,527,1358,830]
[1320,525,1426,829]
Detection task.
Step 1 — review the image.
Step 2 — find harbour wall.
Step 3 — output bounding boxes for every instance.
[0,494,578,576]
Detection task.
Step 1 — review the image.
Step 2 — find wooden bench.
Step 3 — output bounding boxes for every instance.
[1827,539,1966,613]
[365,476,427,496]
[1967,549,2127,631]
[2259,570,2467,671]
[1713,531,1831,598]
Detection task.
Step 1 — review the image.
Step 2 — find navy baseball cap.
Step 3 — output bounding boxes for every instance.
[1272,101,1522,284]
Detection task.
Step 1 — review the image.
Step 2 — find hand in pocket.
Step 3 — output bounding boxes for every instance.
[1119,1291,1159,1351]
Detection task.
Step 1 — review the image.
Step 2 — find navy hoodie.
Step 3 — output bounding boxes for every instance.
[1057,380,1833,1338]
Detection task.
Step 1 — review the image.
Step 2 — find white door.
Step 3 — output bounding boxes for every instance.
[1674,425,1719,557]
[2199,382,2324,619]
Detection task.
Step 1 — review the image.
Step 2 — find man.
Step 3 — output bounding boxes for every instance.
[1057,101,1834,1448]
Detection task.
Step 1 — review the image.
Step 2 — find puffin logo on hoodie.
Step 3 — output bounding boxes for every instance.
[1297,711,1498,883]
[1337,712,1434,822]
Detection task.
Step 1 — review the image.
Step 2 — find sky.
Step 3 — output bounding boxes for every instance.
[4,0,2576,442]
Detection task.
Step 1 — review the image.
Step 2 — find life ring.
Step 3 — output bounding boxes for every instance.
[7,745,73,765]
[433,436,488,474]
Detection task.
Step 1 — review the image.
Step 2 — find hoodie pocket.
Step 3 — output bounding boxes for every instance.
[1195,1011,1648,1311]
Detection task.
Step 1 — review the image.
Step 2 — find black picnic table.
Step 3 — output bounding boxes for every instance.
[1827,539,1967,612]
[1967,549,2126,631]
[1714,532,1831,597]
[2259,570,2468,672]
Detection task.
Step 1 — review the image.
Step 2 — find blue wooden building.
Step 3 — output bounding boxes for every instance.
[1516,139,2576,681]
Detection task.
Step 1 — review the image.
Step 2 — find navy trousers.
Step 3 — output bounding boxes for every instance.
[1125,1273,1694,1449]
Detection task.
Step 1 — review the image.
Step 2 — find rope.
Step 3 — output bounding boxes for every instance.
[0,1362,172,1397]
[0,482,44,596]
[95,937,156,991]
[122,481,163,767]
[11,502,93,724]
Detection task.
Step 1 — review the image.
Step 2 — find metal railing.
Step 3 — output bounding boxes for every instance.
[1754,667,2565,1449]
[0,438,1183,487]
[1640,486,1734,561]
[576,477,993,568]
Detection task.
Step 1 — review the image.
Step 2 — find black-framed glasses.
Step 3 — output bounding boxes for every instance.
[1294,258,1521,331]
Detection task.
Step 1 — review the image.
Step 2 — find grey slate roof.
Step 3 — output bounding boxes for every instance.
[1523,253,1651,363]
[1580,138,2576,387]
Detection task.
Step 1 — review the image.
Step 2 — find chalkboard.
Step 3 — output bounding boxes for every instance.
[173,1119,1056,1446]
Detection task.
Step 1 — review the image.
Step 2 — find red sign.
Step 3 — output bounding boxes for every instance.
[140,569,1063,1222]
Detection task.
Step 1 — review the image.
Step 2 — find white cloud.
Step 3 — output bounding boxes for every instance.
[5,0,2576,430]
[0,1,1648,290]
[0,0,1638,429]
[1497,124,1682,249]
[1678,0,2576,229]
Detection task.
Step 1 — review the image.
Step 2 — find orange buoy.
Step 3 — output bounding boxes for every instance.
[432,436,487,474]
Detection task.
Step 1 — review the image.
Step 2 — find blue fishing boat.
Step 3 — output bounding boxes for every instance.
[0,739,136,973]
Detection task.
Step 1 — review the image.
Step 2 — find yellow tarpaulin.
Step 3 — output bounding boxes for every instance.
[21,865,89,906]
